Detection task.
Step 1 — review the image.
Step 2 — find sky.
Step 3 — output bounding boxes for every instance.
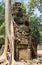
[0,0,2,2]
[0,0,28,3]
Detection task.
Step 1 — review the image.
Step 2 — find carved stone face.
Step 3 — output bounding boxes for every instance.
[12,2,29,26]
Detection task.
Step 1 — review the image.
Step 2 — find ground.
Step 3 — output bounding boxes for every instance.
[0,57,42,65]
[0,50,42,65]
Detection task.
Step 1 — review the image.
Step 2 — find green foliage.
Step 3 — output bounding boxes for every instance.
[0,2,5,47]
[0,2,5,32]
[0,37,4,49]
[21,3,26,13]
[28,0,42,44]
[29,16,40,44]
[0,23,5,35]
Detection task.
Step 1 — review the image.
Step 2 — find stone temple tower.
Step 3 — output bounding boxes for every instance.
[11,2,37,61]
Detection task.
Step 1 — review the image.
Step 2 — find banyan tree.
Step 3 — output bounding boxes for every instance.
[0,0,37,65]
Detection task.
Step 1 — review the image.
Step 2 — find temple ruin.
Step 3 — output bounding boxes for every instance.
[0,1,37,65]
[11,2,37,61]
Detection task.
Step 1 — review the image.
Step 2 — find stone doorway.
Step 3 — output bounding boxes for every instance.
[14,38,31,61]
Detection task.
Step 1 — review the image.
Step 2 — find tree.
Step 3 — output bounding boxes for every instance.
[0,1,5,50]
[27,0,41,45]
[0,0,11,63]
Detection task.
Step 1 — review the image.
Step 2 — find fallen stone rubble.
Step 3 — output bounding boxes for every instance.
[0,57,42,65]
[20,57,42,65]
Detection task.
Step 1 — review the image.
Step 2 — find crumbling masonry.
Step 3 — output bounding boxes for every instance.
[11,2,37,61]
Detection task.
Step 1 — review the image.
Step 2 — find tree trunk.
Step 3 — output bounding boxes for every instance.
[4,0,11,56]
[11,18,15,65]
[0,0,11,62]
